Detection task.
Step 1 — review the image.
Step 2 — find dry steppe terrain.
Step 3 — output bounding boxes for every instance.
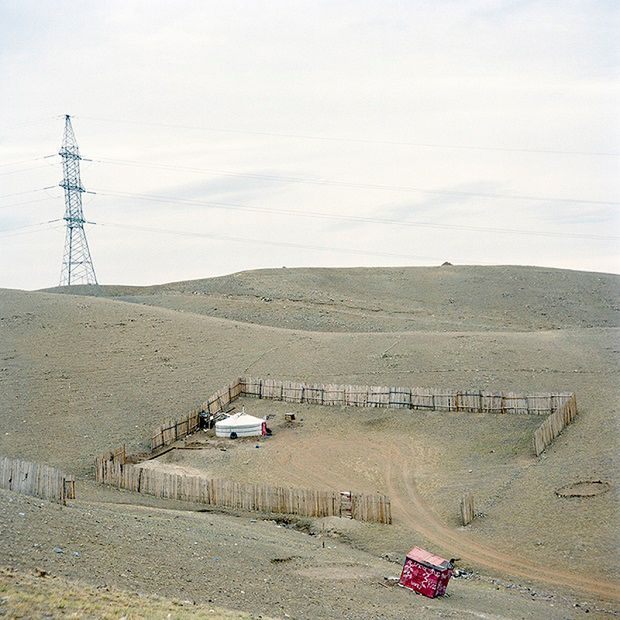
[1,265,619,618]
[46,265,619,332]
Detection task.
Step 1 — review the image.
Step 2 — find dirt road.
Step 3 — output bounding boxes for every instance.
[2,266,618,616]
[385,448,618,601]
[167,407,618,604]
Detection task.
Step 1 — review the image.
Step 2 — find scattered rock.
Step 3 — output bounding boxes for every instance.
[453,569,474,579]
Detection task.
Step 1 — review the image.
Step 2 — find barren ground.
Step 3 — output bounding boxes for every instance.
[1,265,619,618]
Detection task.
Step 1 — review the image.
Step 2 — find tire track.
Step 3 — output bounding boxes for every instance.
[279,433,619,602]
[383,444,619,602]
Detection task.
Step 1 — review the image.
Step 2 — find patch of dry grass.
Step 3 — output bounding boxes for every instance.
[0,567,265,620]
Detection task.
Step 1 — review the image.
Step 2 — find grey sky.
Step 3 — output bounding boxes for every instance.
[1,0,619,289]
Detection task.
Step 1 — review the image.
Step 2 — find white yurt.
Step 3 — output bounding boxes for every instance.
[215,409,266,439]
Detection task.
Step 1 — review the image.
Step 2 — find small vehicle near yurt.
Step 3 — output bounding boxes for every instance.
[215,409,266,439]
[398,546,454,598]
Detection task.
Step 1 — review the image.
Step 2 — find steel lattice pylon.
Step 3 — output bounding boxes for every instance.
[59,115,98,286]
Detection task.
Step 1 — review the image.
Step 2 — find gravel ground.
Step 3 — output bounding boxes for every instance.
[1,265,619,617]
[45,265,620,333]
[0,488,607,619]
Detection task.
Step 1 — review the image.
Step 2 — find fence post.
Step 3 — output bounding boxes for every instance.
[460,493,475,525]
[64,477,76,500]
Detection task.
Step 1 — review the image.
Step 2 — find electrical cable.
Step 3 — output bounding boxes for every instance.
[0,164,54,176]
[76,116,620,157]
[0,188,57,200]
[0,155,56,168]
[91,188,620,242]
[92,220,493,264]
[93,157,620,207]
[0,219,63,238]
[0,197,59,210]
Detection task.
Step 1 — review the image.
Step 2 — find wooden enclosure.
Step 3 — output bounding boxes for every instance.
[0,456,74,505]
[147,377,578,471]
[95,447,391,524]
[240,377,574,416]
[151,379,243,451]
[532,394,578,456]
[95,377,580,524]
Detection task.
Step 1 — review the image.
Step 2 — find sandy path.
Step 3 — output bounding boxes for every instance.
[384,447,619,601]
[225,423,618,602]
[148,389,619,604]
[290,433,620,601]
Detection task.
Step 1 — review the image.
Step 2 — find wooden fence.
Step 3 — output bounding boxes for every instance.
[150,376,578,460]
[0,456,75,505]
[241,378,579,456]
[95,448,391,524]
[240,377,573,416]
[151,379,243,451]
[533,394,578,456]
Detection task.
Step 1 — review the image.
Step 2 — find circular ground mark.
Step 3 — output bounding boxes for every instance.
[556,480,611,498]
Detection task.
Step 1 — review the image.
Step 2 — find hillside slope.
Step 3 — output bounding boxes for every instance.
[3,266,619,613]
[44,265,620,332]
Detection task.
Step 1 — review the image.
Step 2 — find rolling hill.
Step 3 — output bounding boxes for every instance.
[1,264,617,617]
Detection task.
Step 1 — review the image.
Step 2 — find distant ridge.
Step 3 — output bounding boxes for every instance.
[41,265,620,333]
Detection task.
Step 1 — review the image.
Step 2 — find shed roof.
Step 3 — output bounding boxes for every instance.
[406,547,452,571]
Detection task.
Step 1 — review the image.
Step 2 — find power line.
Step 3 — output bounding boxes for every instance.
[0,219,62,232]
[0,187,56,200]
[0,155,56,168]
[3,152,615,214]
[0,225,64,240]
[94,157,620,207]
[0,219,63,238]
[77,116,620,157]
[93,220,491,265]
[0,164,54,176]
[0,197,59,210]
[91,188,620,242]
[3,116,58,129]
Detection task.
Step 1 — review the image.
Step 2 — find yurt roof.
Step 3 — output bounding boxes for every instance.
[215,411,264,427]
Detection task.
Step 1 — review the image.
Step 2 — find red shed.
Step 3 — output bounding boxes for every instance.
[399,546,454,598]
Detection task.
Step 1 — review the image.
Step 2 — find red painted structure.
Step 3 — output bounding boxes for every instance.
[399,547,454,598]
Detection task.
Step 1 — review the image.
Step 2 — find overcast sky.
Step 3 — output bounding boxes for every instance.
[1,0,619,289]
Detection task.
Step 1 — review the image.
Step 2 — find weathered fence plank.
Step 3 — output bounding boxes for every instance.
[0,457,73,505]
[95,447,391,524]
[460,493,475,525]
[151,376,577,462]
[368,385,390,408]
[389,386,411,409]
[533,394,578,456]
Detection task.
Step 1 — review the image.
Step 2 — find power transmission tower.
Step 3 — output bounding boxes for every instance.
[59,115,98,286]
